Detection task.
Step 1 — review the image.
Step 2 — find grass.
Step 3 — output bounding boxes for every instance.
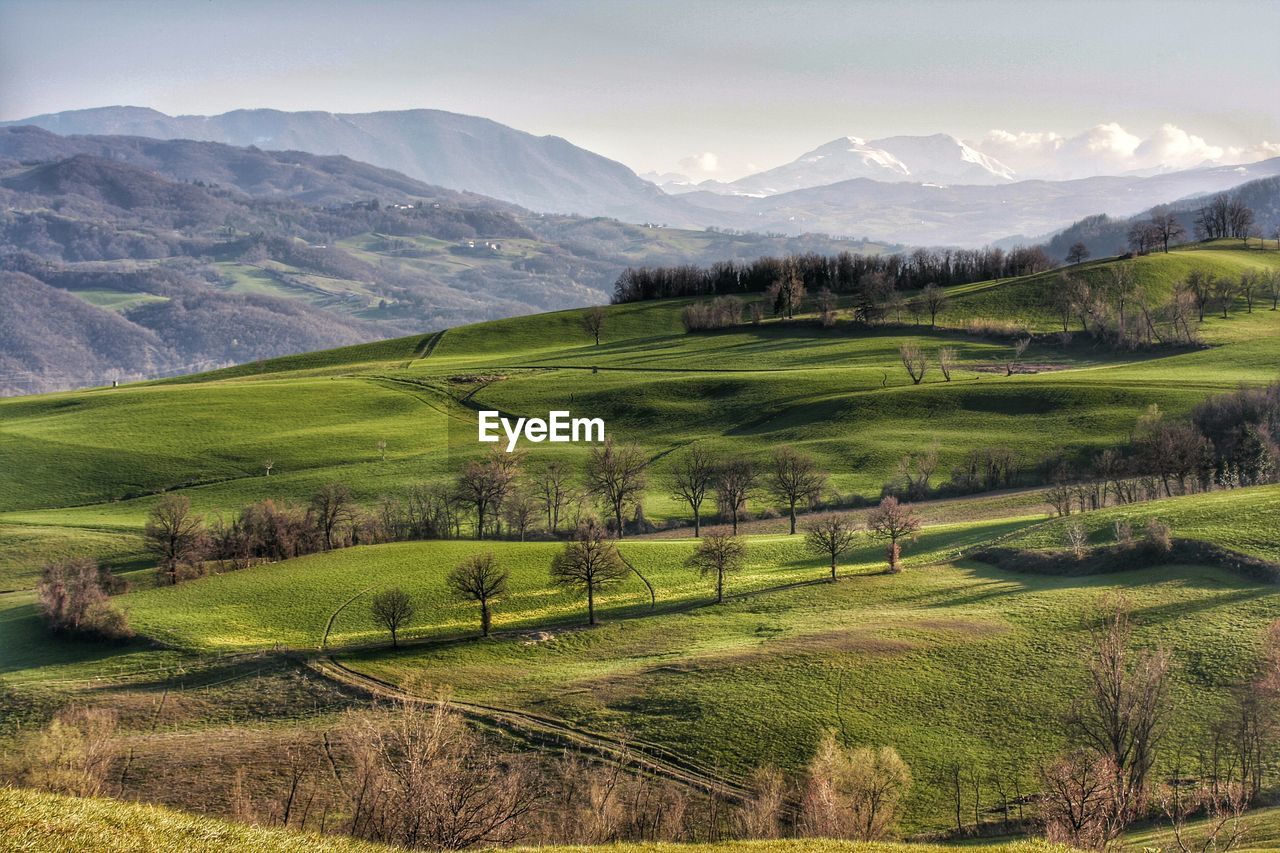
[3,243,1280,841]
[0,786,397,852]
[339,557,1280,834]
[0,523,144,591]
[67,289,170,313]
[1002,484,1280,562]
[117,517,1033,652]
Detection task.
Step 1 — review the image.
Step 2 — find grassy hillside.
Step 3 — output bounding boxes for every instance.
[4,243,1276,529]
[1003,484,1280,561]
[0,787,1079,853]
[118,517,1031,652]
[0,786,397,852]
[336,556,1279,833]
[3,242,1280,840]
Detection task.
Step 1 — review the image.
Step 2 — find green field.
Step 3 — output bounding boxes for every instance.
[3,241,1280,843]
[5,245,1277,529]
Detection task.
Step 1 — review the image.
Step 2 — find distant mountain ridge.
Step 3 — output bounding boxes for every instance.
[8,108,1276,248]
[2,106,703,225]
[663,133,1016,196]
[0,127,893,394]
[0,124,522,209]
[676,158,1280,244]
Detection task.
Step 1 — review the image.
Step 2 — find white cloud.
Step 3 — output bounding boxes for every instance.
[973,123,1277,180]
[678,151,720,175]
[1133,124,1222,168]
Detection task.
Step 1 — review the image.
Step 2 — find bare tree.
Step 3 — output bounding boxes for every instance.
[804,513,860,580]
[767,261,806,319]
[1006,337,1031,376]
[36,558,131,639]
[582,306,607,345]
[531,460,570,535]
[456,451,518,539]
[1150,209,1187,253]
[1039,750,1121,849]
[310,482,355,550]
[1067,596,1172,833]
[1066,522,1089,559]
[501,487,539,541]
[1157,755,1250,853]
[713,457,757,535]
[1238,272,1260,313]
[447,553,509,636]
[144,493,207,585]
[671,443,716,537]
[343,699,538,849]
[585,438,648,538]
[1265,270,1280,311]
[922,283,948,328]
[1184,270,1213,322]
[1067,242,1091,265]
[549,518,630,625]
[738,766,786,839]
[899,343,928,384]
[686,530,746,603]
[767,447,827,534]
[937,346,957,381]
[1212,275,1238,319]
[376,440,387,462]
[799,733,912,841]
[866,496,921,573]
[371,587,415,647]
[894,443,939,501]
[11,706,121,798]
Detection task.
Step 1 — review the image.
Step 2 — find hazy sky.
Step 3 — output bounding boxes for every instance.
[2,0,1277,180]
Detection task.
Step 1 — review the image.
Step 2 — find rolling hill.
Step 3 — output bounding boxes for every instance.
[0,129,896,395]
[2,243,1279,842]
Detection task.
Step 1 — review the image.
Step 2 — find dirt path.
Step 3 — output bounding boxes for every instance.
[306,656,752,803]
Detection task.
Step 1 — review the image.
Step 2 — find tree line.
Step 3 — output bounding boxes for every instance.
[1045,383,1280,517]
[612,246,1056,304]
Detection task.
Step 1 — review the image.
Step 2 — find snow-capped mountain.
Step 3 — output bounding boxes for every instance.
[704,133,1016,196]
[872,134,1016,184]
[722,137,910,196]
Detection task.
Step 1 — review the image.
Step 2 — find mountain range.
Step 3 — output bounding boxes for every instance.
[0,126,888,395]
[7,107,1276,247]
[663,134,1017,196]
[1,106,702,226]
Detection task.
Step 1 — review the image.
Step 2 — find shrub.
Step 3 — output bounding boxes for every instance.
[1144,518,1172,553]
[35,558,132,641]
[682,296,744,331]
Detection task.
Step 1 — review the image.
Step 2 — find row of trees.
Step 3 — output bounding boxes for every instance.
[613,247,1054,304]
[1194,193,1259,242]
[1048,384,1280,517]
[372,494,922,645]
[141,485,381,585]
